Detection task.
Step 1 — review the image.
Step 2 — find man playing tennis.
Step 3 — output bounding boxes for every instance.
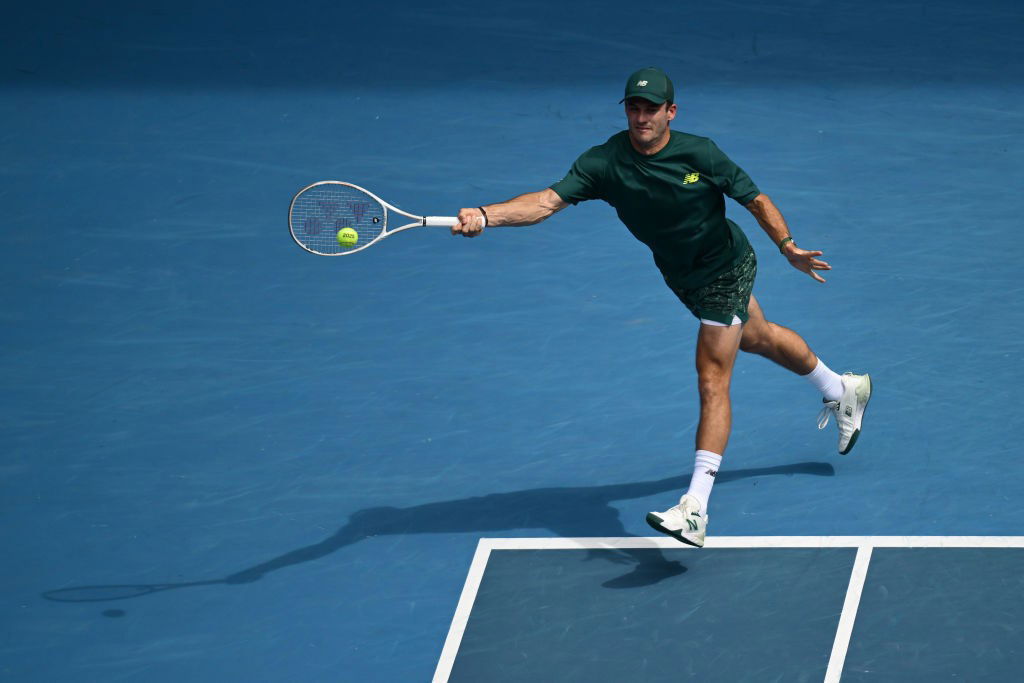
[451,67,871,548]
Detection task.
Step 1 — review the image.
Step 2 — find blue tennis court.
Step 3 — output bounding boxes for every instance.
[3,1,1023,681]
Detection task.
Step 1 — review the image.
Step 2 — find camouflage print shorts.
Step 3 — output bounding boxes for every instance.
[664,248,757,325]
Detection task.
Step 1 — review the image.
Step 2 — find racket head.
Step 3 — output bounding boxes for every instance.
[289,181,389,255]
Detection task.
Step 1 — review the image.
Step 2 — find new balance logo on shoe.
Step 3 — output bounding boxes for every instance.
[845,406,853,417]
[646,503,707,548]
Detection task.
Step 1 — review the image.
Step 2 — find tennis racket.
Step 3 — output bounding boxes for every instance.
[289,181,472,256]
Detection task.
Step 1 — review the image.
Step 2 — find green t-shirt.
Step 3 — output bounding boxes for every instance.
[550,130,761,289]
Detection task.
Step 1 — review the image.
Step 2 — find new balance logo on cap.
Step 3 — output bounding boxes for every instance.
[621,67,674,105]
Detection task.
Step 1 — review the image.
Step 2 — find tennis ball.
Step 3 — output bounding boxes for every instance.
[336,227,358,247]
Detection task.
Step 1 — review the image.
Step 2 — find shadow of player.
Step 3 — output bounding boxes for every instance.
[43,461,834,601]
[222,461,834,589]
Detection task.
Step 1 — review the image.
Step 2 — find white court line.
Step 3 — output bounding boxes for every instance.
[433,540,492,683]
[433,536,1024,683]
[481,536,1024,550]
[824,545,873,683]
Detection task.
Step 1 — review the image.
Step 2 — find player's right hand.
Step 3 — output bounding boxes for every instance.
[452,208,486,237]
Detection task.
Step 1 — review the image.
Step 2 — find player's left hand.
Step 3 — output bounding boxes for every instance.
[783,243,831,283]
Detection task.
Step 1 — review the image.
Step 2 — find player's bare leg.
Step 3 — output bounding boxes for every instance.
[646,322,742,547]
[739,294,816,374]
[694,322,744,455]
[740,293,872,454]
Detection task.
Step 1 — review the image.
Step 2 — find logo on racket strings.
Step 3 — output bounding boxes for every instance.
[347,201,371,224]
[304,217,323,235]
[317,200,340,218]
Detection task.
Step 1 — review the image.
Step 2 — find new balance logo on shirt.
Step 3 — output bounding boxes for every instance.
[683,172,700,184]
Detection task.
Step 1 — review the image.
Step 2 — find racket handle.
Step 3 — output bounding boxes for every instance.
[423,216,460,227]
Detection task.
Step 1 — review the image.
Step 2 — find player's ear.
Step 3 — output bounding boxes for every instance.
[666,102,677,121]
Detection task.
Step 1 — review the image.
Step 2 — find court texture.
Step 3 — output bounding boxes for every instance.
[2,1,1023,681]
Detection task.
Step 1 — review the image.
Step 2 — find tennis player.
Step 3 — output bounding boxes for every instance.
[451,67,871,547]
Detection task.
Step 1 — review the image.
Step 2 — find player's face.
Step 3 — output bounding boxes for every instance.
[625,98,677,151]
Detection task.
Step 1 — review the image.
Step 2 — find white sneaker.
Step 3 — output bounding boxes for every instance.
[645,494,708,548]
[818,372,872,455]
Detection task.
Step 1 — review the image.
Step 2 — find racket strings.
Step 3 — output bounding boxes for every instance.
[291,184,386,254]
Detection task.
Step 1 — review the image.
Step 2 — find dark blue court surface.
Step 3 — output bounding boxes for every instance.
[3,0,1024,680]
[845,548,1024,681]
[438,540,1024,682]
[450,547,855,682]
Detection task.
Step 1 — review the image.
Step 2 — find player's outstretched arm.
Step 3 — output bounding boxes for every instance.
[452,189,569,237]
[745,193,831,283]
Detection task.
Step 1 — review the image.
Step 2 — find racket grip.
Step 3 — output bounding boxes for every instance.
[424,216,460,227]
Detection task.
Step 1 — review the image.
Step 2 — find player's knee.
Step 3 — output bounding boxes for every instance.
[740,322,773,355]
[697,372,730,401]
[739,335,759,354]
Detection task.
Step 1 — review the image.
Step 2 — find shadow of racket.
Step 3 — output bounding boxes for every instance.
[42,579,225,603]
[42,461,835,602]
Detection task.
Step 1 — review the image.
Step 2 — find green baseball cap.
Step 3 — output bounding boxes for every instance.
[620,67,674,104]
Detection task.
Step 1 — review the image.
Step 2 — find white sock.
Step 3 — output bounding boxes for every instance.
[685,450,722,513]
[804,358,844,402]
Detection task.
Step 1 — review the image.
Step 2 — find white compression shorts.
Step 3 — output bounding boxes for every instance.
[700,315,742,326]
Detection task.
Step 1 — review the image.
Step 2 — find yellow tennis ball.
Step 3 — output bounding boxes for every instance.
[336,227,358,247]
